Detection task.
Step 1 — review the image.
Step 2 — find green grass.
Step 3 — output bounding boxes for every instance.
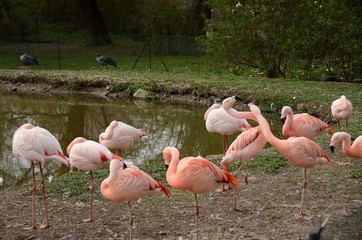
[349,169,362,178]
[45,162,169,199]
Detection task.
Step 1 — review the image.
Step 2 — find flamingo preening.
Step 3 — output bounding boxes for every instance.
[101,159,170,240]
[12,123,69,229]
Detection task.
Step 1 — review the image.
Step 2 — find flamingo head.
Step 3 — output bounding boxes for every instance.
[244,100,261,117]
[163,146,179,169]
[66,137,87,155]
[222,95,243,110]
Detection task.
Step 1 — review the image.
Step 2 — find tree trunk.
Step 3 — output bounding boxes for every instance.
[79,0,112,46]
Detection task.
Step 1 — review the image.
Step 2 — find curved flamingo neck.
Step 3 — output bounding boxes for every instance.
[282,110,294,135]
[255,111,282,148]
[100,121,117,140]
[168,149,180,174]
[225,108,258,122]
[336,97,350,113]
[341,134,352,154]
[204,104,221,121]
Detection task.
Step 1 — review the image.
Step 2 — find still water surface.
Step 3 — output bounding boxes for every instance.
[0,92,281,190]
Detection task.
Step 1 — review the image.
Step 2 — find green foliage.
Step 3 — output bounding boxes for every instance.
[46,169,108,199]
[349,170,362,179]
[249,156,288,172]
[203,0,361,80]
[111,82,124,93]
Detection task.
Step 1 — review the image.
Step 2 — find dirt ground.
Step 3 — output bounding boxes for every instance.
[1,152,361,240]
[0,79,361,240]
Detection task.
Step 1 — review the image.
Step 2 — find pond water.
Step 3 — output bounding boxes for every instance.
[0,92,282,190]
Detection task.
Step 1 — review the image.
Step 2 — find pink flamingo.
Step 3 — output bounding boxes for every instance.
[222,126,267,184]
[12,123,69,230]
[331,96,353,163]
[99,120,147,156]
[222,126,267,210]
[280,106,335,139]
[67,137,129,223]
[204,99,251,158]
[246,101,330,218]
[162,146,240,239]
[101,159,170,240]
[330,132,362,165]
[331,95,353,132]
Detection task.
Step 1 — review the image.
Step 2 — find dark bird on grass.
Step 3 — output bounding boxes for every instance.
[96,53,117,68]
[20,53,38,69]
[308,216,329,240]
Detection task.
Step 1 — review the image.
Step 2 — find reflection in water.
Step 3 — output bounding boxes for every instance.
[0,92,282,190]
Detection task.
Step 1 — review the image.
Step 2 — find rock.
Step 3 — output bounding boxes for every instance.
[133,88,148,99]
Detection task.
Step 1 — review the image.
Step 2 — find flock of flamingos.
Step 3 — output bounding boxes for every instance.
[12,95,359,239]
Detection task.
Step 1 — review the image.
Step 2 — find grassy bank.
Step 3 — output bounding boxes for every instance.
[0,68,360,132]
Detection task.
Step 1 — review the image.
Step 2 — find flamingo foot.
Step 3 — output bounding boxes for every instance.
[83,217,93,223]
[337,161,353,166]
[23,225,36,231]
[294,212,305,219]
[216,184,231,192]
[40,223,49,229]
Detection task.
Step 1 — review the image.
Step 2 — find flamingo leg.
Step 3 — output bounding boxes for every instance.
[127,202,133,240]
[194,193,199,240]
[222,135,228,156]
[220,135,231,191]
[337,120,341,131]
[295,169,307,219]
[233,163,248,212]
[117,149,122,157]
[24,161,37,230]
[38,162,49,229]
[83,171,94,223]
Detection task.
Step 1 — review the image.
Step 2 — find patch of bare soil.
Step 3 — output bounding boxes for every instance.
[1,156,361,240]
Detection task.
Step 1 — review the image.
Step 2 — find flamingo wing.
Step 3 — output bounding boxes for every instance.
[69,140,113,171]
[102,166,170,202]
[287,137,330,168]
[222,126,266,165]
[171,157,230,193]
[293,114,334,137]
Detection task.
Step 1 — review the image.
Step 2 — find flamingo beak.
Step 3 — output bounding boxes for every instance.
[165,164,169,170]
[235,96,243,101]
[281,117,286,124]
[243,99,253,104]
[329,146,335,153]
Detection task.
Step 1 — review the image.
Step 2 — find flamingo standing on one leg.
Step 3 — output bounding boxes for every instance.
[101,159,170,240]
[222,126,267,183]
[330,132,362,165]
[99,120,148,156]
[67,137,132,223]
[331,96,353,163]
[221,126,267,209]
[331,95,353,132]
[204,98,251,159]
[246,101,330,218]
[162,146,240,240]
[12,123,70,230]
[280,106,335,139]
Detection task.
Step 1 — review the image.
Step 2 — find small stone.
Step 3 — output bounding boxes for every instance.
[133,88,148,98]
